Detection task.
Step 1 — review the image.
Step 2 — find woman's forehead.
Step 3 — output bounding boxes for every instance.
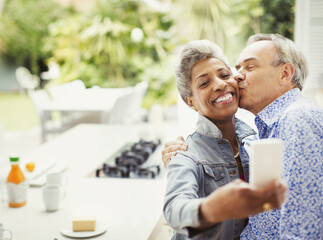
[192,58,229,75]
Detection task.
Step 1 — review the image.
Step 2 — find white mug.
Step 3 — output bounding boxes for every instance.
[46,172,67,187]
[0,223,12,240]
[42,186,66,212]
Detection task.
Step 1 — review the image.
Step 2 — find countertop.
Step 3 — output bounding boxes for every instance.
[0,123,180,240]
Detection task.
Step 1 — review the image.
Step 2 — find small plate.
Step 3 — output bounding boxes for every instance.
[60,221,107,238]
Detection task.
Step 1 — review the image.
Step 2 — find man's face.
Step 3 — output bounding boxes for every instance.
[235,41,283,115]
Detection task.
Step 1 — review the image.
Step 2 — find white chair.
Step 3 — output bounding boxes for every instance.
[29,89,87,142]
[129,81,148,122]
[106,91,134,124]
[63,79,86,96]
[132,81,148,111]
[48,79,86,101]
[105,81,148,124]
[40,62,60,80]
[15,67,40,94]
[47,84,66,101]
[47,80,93,136]
[28,90,57,142]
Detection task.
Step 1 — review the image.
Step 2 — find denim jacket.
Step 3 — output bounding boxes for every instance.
[163,113,256,240]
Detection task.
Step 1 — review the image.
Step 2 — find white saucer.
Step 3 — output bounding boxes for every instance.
[60,221,107,238]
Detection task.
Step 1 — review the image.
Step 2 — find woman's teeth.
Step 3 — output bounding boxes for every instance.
[215,93,232,103]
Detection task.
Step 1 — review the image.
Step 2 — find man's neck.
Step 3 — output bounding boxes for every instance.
[253,87,296,115]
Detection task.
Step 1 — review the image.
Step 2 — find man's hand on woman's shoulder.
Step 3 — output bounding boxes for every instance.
[161,136,188,168]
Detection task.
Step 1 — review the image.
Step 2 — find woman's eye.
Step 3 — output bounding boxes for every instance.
[221,74,230,79]
[200,80,209,87]
[220,72,231,79]
[246,65,254,70]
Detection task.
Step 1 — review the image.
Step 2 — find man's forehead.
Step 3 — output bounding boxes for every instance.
[237,40,275,64]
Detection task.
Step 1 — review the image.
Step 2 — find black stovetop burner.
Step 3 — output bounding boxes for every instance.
[95,139,161,179]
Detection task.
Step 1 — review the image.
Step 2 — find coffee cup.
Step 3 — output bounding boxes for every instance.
[46,172,67,187]
[42,185,66,212]
[0,223,12,240]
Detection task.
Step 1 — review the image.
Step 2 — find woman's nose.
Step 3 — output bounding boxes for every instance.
[212,78,227,91]
[234,72,245,82]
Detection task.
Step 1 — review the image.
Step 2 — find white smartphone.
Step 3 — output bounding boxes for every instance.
[249,138,283,188]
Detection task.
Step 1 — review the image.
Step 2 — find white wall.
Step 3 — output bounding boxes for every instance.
[295,0,323,106]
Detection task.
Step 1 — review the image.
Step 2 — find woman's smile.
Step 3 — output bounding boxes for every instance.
[212,92,234,104]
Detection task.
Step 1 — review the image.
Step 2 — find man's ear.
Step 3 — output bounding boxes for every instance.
[185,96,197,111]
[279,63,295,87]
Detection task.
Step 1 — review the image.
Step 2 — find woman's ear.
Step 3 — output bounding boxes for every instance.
[279,63,295,87]
[185,96,197,112]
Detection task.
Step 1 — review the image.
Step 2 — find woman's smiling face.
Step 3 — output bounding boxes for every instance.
[186,57,239,123]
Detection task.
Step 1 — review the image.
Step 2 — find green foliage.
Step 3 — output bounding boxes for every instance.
[229,0,264,42]
[0,0,71,75]
[224,0,295,63]
[229,0,294,40]
[45,0,178,92]
[258,0,295,40]
[0,0,296,110]
[140,55,177,107]
[170,0,229,48]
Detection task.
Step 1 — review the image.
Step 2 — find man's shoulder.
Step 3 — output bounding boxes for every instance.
[281,97,323,122]
[277,97,323,138]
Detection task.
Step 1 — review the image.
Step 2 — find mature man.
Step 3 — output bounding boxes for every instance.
[162,33,323,239]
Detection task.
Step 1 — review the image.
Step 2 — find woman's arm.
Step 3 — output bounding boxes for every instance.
[200,179,286,226]
[164,152,287,234]
[163,153,202,234]
[163,137,287,228]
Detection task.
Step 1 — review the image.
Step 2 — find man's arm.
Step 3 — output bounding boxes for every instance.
[161,136,187,168]
[278,115,323,239]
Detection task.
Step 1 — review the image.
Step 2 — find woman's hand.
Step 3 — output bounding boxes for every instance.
[161,136,188,168]
[200,179,287,225]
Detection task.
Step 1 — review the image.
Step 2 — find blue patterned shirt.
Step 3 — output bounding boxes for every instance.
[241,88,323,239]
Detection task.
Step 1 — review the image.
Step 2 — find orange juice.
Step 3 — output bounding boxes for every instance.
[7,157,27,207]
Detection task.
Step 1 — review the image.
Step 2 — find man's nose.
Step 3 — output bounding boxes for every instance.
[234,72,245,82]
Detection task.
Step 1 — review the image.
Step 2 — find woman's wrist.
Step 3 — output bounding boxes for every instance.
[199,197,224,227]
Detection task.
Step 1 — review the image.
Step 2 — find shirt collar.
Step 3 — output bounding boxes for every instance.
[196,112,256,140]
[255,88,303,126]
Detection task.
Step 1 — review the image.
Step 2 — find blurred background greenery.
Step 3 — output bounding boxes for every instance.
[0,0,295,130]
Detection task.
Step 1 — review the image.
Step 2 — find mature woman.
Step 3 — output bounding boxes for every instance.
[163,40,285,240]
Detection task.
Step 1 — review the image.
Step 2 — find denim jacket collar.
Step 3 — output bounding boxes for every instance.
[195,113,256,140]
